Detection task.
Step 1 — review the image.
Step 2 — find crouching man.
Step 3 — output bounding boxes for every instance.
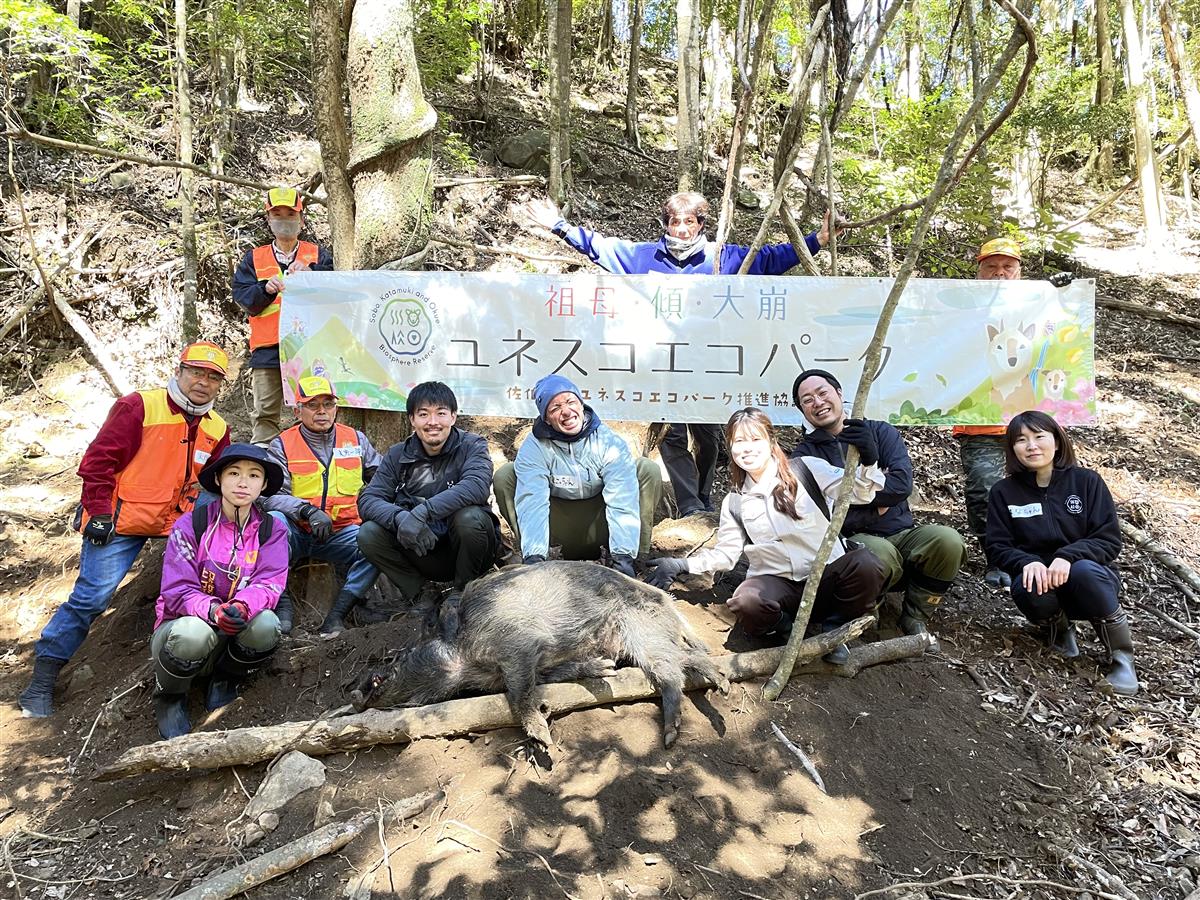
[493,374,663,574]
[356,382,501,602]
[262,376,383,637]
[791,369,967,636]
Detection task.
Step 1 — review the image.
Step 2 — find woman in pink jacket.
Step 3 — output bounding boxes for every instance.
[151,443,289,739]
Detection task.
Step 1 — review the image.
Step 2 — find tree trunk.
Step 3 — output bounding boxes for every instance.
[675,0,703,190]
[346,0,437,269]
[702,14,735,126]
[1095,0,1115,180]
[900,2,922,102]
[597,0,614,68]
[964,0,988,172]
[310,0,357,267]
[1160,0,1200,175]
[625,0,643,149]
[547,0,573,205]
[173,0,198,341]
[1120,0,1166,242]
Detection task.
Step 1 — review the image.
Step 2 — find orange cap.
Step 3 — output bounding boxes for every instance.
[179,341,228,375]
[296,375,337,402]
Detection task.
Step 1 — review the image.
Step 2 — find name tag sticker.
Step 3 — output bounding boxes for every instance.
[332,446,361,459]
[551,475,581,490]
[1008,502,1043,519]
[194,450,212,466]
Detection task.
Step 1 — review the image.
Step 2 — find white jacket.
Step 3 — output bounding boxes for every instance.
[686,456,884,583]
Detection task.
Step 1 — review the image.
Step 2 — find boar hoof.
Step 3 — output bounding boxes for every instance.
[662,724,679,748]
[522,714,554,750]
[714,674,731,697]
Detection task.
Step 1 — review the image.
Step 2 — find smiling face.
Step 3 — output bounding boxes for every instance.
[1012,425,1057,474]
[728,422,774,480]
[411,402,458,455]
[544,391,585,436]
[666,212,703,241]
[219,460,266,509]
[297,395,337,433]
[176,364,224,405]
[977,254,1022,280]
[795,375,845,431]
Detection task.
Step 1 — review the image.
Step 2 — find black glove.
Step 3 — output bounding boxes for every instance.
[300,503,334,542]
[522,554,547,565]
[1048,271,1074,288]
[611,554,637,578]
[838,419,879,466]
[396,505,437,556]
[643,557,688,589]
[83,515,115,546]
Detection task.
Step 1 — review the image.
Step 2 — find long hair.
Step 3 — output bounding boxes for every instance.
[1003,410,1077,475]
[724,408,802,520]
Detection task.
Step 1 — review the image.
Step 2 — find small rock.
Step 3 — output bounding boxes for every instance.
[897,785,915,803]
[643,854,661,865]
[257,812,280,832]
[735,186,761,210]
[242,825,266,847]
[67,664,95,695]
[22,442,46,459]
[244,750,326,819]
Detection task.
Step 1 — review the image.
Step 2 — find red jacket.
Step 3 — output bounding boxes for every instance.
[78,393,232,518]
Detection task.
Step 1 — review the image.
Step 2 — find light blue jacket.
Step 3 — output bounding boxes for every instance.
[513,418,641,557]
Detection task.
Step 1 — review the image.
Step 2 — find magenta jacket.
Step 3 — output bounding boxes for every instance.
[154,504,289,630]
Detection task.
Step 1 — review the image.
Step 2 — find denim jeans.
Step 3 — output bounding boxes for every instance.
[282,517,379,599]
[35,534,150,662]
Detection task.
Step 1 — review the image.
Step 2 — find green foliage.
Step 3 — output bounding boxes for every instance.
[438,128,477,171]
[414,0,490,87]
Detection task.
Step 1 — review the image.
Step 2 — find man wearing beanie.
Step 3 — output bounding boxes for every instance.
[19,342,232,718]
[791,369,966,637]
[493,374,663,574]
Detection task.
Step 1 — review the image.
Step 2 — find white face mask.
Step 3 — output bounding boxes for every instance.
[268,217,302,239]
[664,231,706,261]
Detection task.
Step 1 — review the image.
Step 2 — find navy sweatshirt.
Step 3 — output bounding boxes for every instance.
[984,466,1121,578]
[791,420,914,537]
[231,242,334,369]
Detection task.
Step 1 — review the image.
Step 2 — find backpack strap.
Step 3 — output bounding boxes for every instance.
[792,457,848,552]
[257,509,274,544]
[191,503,274,544]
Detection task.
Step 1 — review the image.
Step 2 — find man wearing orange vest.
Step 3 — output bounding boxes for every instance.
[19,342,232,717]
[233,187,333,446]
[954,237,1024,589]
[262,376,383,637]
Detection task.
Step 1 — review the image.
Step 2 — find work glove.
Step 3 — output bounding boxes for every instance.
[83,515,115,546]
[838,419,879,466]
[211,600,250,635]
[396,505,437,556]
[643,557,688,589]
[1048,271,1074,288]
[522,554,547,565]
[611,554,637,578]
[300,503,334,543]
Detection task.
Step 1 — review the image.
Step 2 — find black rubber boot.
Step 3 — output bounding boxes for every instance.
[19,656,65,718]
[1094,610,1138,696]
[1045,610,1080,658]
[154,692,191,739]
[897,612,929,637]
[320,591,361,638]
[820,623,850,665]
[275,590,295,635]
[206,643,275,710]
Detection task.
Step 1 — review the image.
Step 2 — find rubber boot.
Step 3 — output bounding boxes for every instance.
[1044,610,1080,658]
[320,591,361,638]
[984,567,1012,589]
[154,692,191,739]
[206,643,275,711]
[897,611,929,637]
[1093,610,1138,696]
[275,589,295,635]
[153,647,203,738]
[19,656,65,718]
[820,622,851,665]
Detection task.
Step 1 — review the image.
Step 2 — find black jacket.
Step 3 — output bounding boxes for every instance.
[357,427,496,536]
[791,420,914,537]
[984,466,1121,578]
[231,242,334,368]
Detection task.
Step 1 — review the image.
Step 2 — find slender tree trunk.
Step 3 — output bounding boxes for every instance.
[597,0,614,67]
[702,14,735,126]
[1095,0,1115,180]
[1160,0,1200,174]
[311,0,357,267]
[900,1,922,101]
[1121,0,1166,241]
[675,0,703,190]
[625,0,643,149]
[174,0,198,340]
[964,0,988,171]
[547,0,573,205]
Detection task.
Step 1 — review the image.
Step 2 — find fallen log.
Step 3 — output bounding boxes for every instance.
[95,618,930,780]
[173,789,440,900]
[1121,519,1200,596]
[1097,295,1200,330]
[430,235,585,266]
[49,284,132,396]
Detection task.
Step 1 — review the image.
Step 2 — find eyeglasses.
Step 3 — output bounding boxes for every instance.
[180,366,225,384]
[300,399,337,412]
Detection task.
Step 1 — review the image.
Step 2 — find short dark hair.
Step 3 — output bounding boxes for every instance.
[1003,410,1077,474]
[660,192,709,227]
[406,381,458,416]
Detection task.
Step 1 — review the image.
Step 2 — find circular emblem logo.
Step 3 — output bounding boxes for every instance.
[378,297,433,357]
[1065,495,1083,515]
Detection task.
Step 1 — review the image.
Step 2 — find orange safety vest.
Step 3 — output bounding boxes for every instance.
[952,425,1006,437]
[77,389,228,537]
[248,241,320,351]
[280,423,364,530]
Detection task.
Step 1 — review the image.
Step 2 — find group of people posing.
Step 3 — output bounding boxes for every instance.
[16,188,1138,741]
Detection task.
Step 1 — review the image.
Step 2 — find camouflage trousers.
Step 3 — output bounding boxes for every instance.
[958,435,1007,538]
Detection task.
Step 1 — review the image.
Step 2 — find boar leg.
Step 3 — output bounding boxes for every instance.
[540,658,619,682]
[684,653,731,696]
[499,654,553,748]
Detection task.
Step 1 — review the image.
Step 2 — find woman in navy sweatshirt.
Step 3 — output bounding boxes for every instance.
[984,410,1137,696]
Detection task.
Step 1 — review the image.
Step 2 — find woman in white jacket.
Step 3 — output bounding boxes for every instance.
[644,408,887,659]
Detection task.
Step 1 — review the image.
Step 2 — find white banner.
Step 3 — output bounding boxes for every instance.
[277,271,1097,426]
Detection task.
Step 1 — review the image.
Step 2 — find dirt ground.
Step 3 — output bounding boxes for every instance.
[2,89,1199,899]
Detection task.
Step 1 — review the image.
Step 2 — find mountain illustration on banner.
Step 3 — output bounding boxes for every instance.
[279,316,407,409]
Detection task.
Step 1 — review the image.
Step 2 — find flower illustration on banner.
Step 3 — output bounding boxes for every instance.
[345,392,370,407]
